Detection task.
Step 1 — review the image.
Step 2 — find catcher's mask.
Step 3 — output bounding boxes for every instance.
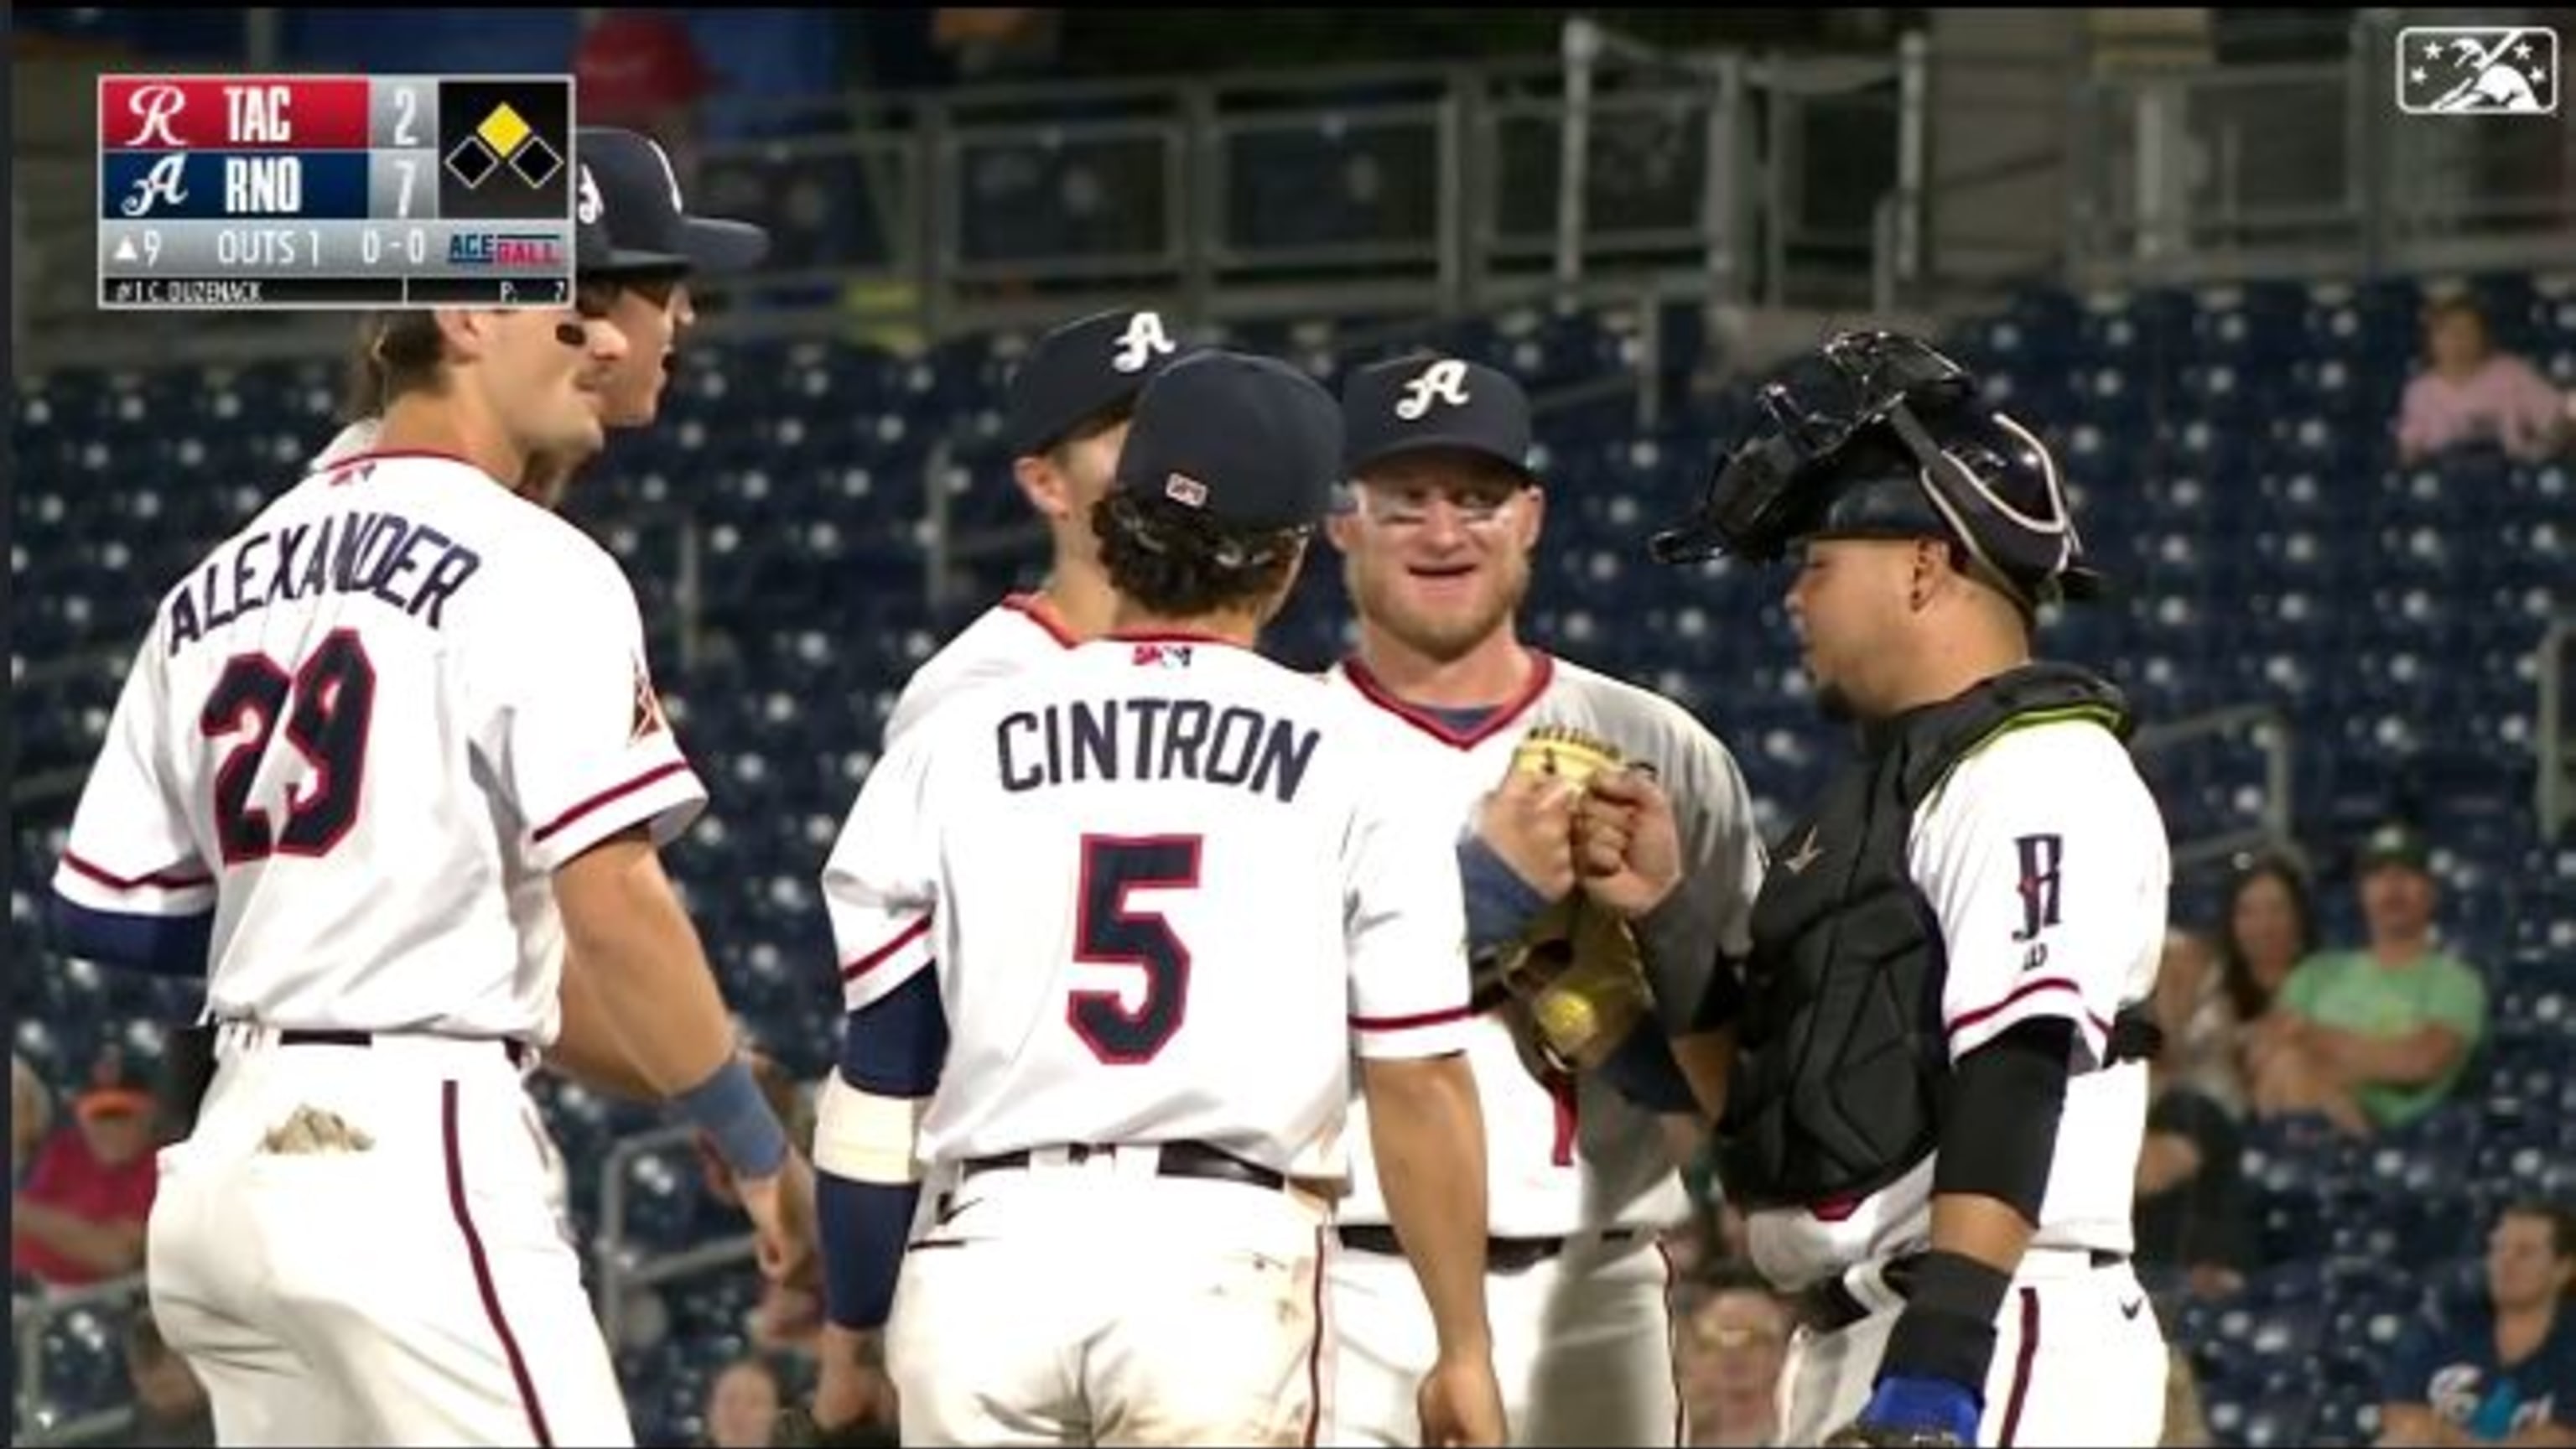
[1649,330,2105,610]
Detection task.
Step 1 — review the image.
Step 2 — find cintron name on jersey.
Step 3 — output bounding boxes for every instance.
[996,696,1322,804]
[164,506,486,657]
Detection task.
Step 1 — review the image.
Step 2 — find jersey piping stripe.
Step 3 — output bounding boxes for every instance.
[1945,975,2103,1039]
[441,1080,554,1446]
[1338,651,1556,750]
[1001,592,1082,649]
[1996,1285,2040,1446]
[60,851,214,892]
[1655,1238,1686,1446]
[1348,1005,1474,1031]
[1299,1223,1327,1447]
[841,915,934,982]
[530,761,693,846]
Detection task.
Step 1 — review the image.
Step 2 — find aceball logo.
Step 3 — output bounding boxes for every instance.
[447,233,566,266]
[120,154,190,218]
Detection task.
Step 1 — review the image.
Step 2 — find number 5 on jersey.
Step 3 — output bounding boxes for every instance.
[1070,835,1202,1064]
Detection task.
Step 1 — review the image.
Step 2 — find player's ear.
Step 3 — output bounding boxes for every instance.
[1515,483,1546,553]
[429,308,485,363]
[1013,454,1071,523]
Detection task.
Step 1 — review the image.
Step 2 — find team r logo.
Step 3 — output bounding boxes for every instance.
[2011,832,2064,944]
[123,84,188,148]
[1113,311,1176,374]
[1395,359,1472,420]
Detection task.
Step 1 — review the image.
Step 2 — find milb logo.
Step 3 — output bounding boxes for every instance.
[436,79,570,221]
[2397,27,2558,115]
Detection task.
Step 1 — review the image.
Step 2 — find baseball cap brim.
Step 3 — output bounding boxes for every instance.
[1350,432,1540,485]
[602,217,770,278]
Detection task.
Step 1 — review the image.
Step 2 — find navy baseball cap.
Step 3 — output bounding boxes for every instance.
[574,127,768,277]
[1114,351,1343,532]
[1341,355,1540,484]
[1005,307,1185,457]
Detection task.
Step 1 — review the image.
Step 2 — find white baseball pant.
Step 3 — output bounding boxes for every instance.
[1319,1225,1683,1446]
[1779,1247,2168,1447]
[885,1145,1331,1447]
[146,1023,631,1446]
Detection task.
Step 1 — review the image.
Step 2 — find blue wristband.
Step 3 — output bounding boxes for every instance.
[676,1057,791,1179]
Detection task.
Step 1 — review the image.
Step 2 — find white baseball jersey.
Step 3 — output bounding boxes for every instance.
[52,449,706,1042]
[310,419,382,471]
[823,635,1476,1175]
[1746,719,2170,1291]
[1325,651,1766,1239]
[880,592,1078,747]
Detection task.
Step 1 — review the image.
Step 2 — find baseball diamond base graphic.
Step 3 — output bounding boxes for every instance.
[437,78,572,219]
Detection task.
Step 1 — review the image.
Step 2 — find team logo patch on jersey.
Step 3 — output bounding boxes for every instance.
[631,657,667,740]
[1130,642,1194,668]
[2012,832,2064,944]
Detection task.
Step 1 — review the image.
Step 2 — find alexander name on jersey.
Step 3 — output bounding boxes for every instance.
[161,500,485,657]
[996,692,1322,804]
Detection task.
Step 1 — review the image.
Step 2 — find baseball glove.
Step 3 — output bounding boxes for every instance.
[1484,726,1654,1073]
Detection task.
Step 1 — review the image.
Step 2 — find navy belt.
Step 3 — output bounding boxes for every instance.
[250,1026,534,1070]
[960,1140,1285,1194]
[1336,1222,1648,1274]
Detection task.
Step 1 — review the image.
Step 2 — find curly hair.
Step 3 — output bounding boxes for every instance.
[1093,491,1306,620]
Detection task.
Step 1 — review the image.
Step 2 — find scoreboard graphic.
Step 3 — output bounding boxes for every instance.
[97,74,577,310]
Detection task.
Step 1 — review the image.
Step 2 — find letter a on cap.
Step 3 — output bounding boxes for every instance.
[1396,359,1472,420]
[1114,312,1177,374]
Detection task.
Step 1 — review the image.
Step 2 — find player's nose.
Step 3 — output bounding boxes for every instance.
[580,313,634,364]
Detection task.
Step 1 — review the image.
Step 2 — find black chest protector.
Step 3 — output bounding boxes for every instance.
[1716,662,2136,1213]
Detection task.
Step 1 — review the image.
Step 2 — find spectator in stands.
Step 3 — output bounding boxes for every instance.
[576,12,718,184]
[2214,854,2319,1101]
[1679,1264,1792,1447]
[13,1052,51,1183]
[2137,929,2258,1301]
[2396,296,2570,465]
[705,1354,785,1449]
[10,1046,158,1289]
[2379,1200,2576,1446]
[127,1306,215,1448]
[2247,823,2489,1138]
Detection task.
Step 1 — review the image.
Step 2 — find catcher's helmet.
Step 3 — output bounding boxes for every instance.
[1650,330,2104,610]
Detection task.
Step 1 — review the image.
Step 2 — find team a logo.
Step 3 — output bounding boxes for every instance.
[2011,832,2064,948]
[2397,27,2558,115]
[1396,359,1473,420]
[630,657,667,742]
[1112,311,1176,374]
[120,153,190,217]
